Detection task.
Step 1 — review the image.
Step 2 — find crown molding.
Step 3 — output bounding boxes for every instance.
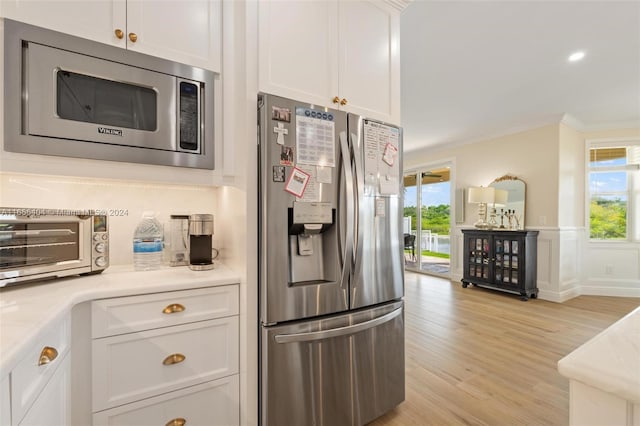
[383,0,412,12]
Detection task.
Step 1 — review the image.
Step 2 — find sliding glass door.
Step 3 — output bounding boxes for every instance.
[403,163,451,276]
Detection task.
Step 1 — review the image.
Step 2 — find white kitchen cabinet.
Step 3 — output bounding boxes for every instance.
[568,380,640,426]
[91,284,239,338]
[91,285,240,425]
[10,315,70,425]
[92,317,239,411]
[258,0,400,124]
[1,375,10,425]
[93,375,239,426]
[0,0,123,46]
[0,0,221,72]
[124,0,221,72]
[18,354,70,426]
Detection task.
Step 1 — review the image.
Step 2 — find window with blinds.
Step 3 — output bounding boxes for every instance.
[588,143,640,241]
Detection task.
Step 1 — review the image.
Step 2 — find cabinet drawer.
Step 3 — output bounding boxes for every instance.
[93,375,239,426]
[92,285,239,338]
[11,315,70,424]
[92,317,239,411]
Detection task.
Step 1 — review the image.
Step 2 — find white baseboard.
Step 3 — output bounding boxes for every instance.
[580,285,640,298]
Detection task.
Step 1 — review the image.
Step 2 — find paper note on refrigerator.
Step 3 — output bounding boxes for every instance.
[363,120,401,195]
[284,167,311,198]
[295,108,335,167]
[297,165,320,202]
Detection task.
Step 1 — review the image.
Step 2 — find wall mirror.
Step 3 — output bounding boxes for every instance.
[490,175,526,228]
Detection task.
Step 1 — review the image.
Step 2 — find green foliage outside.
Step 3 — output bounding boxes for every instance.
[403,204,450,235]
[403,204,451,260]
[403,249,449,259]
[420,250,449,259]
[590,198,626,239]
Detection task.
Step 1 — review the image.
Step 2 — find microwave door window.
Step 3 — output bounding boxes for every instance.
[0,223,80,270]
[56,70,157,131]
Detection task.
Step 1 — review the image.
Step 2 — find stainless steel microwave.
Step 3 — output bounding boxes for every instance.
[0,208,109,287]
[3,19,216,169]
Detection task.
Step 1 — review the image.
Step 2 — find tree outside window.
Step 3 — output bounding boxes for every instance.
[588,144,639,242]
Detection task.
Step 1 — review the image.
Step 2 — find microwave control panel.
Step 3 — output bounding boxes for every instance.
[179,81,200,152]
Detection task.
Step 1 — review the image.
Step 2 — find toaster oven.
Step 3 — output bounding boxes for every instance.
[0,208,109,287]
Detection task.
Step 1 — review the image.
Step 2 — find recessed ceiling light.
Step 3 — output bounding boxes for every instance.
[568,51,585,62]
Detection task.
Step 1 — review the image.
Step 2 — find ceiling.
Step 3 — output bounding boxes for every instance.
[399,1,640,154]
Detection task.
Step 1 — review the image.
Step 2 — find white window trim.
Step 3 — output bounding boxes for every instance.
[586,138,640,243]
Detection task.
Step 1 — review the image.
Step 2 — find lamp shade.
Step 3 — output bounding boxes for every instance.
[493,189,508,207]
[468,186,495,204]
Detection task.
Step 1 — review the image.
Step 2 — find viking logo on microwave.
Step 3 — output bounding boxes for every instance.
[98,127,123,137]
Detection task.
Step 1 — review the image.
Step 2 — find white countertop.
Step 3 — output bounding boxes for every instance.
[557,306,640,403]
[0,264,240,375]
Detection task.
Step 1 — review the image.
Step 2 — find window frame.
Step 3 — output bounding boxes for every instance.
[586,139,640,243]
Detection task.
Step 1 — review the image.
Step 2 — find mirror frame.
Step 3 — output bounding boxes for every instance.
[490,175,526,229]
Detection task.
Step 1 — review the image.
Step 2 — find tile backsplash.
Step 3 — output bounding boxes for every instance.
[0,172,218,265]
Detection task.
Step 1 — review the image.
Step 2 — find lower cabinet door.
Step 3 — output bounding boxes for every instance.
[93,375,239,426]
[18,354,70,426]
[1,375,11,426]
[92,317,239,411]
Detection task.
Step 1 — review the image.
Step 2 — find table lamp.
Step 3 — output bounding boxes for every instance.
[468,186,495,228]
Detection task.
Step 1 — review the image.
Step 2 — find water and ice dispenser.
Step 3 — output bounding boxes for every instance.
[288,201,337,284]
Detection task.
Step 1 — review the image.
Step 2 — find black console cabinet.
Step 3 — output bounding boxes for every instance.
[461,229,539,301]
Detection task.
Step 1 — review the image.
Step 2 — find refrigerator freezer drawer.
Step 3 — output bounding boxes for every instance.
[261,301,405,426]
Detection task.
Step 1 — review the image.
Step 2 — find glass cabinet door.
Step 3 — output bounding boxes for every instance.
[468,236,490,282]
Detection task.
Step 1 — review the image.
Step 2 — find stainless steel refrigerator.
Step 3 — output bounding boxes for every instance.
[258,93,405,426]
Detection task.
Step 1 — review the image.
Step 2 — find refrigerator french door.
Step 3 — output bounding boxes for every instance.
[258,93,404,426]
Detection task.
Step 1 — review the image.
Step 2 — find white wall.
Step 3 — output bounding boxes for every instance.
[580,128,640,297]
[406,124,560,229]
[405,123,640,300]
[405,124,567,300]
[0,172,219,266]
[558,123,585,228]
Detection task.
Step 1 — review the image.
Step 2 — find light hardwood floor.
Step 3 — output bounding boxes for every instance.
[370,272,640,426]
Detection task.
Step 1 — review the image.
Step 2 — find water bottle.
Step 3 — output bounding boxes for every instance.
[133,211,164,271]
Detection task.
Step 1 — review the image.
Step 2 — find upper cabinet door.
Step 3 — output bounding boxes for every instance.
[126,0,221,72]
[0,0,126,47]
[338,0,400,123]
[258,0,339,107]
[257,0,400,124]
[0,0,221,73]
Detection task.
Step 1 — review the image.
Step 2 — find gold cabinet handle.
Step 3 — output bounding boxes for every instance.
[163,303,186,314]
[163,353,186,365]
[332,96,340,104]
[38,346,58,366]
[129,32,138,43]
[340,98,348,106]
[165,418,186,426]
[114,28,124,39]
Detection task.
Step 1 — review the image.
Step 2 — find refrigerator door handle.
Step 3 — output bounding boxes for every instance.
[274,307,402,344]
[338,131,354,288]
[350,129,364,270]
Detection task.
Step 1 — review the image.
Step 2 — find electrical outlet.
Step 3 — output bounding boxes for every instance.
[539,216,547,225]
[605,264,614,274]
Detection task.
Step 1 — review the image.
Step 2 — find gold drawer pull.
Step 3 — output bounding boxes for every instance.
[163,303,186,314]
[38,346,58,366]
[114,28,124,39]
[340,98,348,106]
[163,353,186,365]
[332,96,340,104]
[165,418,186,426]
[129,32,138,43]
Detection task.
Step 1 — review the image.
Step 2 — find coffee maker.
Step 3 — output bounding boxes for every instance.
[188,214,215,270]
